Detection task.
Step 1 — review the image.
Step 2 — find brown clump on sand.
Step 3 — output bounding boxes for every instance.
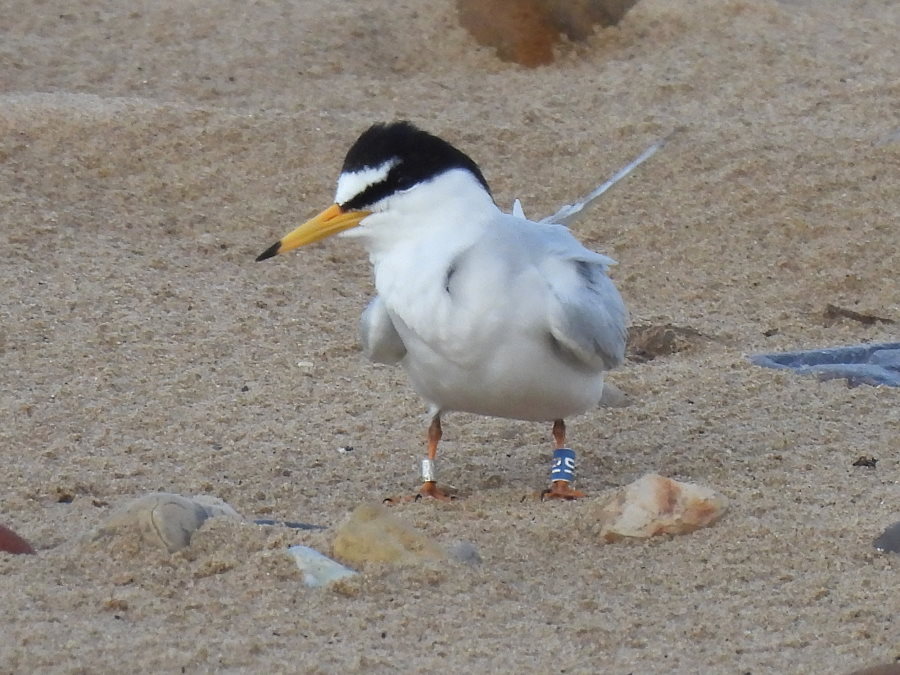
[1,0,898,672]
[457,0,638,66]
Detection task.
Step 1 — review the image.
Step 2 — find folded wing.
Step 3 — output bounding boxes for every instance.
[538,225,628,372]
[359,295,407,364]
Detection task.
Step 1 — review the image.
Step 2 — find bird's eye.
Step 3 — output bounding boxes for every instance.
[393,174,416,192]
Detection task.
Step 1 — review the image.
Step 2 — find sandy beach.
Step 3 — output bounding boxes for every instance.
[1,0,898,672]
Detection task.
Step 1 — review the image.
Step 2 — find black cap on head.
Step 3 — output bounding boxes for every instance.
[339,121,491,211]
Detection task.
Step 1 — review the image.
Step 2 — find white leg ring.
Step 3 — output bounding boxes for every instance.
[421,458,435,482]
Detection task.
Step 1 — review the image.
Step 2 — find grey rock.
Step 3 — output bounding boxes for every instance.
[873,521,900,554]
[449,540,482,566]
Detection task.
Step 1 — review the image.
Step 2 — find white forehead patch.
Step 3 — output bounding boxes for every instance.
[334,158,399,206]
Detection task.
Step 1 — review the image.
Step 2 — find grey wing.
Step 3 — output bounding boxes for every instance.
[544,256,628,372]
[359,295,406,364]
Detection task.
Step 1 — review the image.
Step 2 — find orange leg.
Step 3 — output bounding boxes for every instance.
[552,419,566,449]
[384,414,454,503]
[417,415,452,500]
[428,414,442,459]
[541,419,585,500]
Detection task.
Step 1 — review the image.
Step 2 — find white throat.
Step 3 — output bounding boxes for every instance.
[341,168,498,262]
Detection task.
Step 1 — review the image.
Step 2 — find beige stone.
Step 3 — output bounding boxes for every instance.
[596,474,728,542]
[332,504,446,566]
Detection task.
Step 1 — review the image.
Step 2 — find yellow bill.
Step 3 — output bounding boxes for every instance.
[256,203,371,261]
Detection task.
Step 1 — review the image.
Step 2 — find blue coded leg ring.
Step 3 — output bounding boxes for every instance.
[550,448,576,483]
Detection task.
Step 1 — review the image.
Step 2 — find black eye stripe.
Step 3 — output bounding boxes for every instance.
[391,168,416,190]
[340,164,421,210]
[341,178,397,211]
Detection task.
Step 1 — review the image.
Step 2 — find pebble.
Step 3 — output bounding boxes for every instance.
[448,540,482,566]
[595,473,728,542]
[0,522,35,555]
[332,503,446,566]
[95,493,242,553]
[873,521,900,554]
[286,545,359,588]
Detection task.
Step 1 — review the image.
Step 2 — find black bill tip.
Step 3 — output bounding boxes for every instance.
[256,241,281,262]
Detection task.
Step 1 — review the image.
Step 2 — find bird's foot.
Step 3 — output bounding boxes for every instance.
[417,480,455,501]
[383,481,456,505]
[540,480,585,501]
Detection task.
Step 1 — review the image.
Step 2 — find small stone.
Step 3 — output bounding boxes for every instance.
[286,545,359,588]
[0,523,35,555]
[95,493,243,553]
[852,456,878,468]
[448,540,482,566]
[332,503,446,566]
[55,488,75,503]
[595,473,728,542]
[873,521,900,554]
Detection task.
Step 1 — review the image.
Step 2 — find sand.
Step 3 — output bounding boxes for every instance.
[1,0,898,672]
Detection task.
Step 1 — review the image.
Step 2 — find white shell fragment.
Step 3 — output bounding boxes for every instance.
[95,493,243,553]
[286,545,359,588]
[596,474,728,542]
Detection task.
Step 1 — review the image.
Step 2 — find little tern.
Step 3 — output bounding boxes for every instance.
[257,121,629,501]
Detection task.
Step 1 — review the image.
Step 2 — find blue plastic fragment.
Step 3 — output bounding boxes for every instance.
[253,519,327,530]
[749,342,900,387]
